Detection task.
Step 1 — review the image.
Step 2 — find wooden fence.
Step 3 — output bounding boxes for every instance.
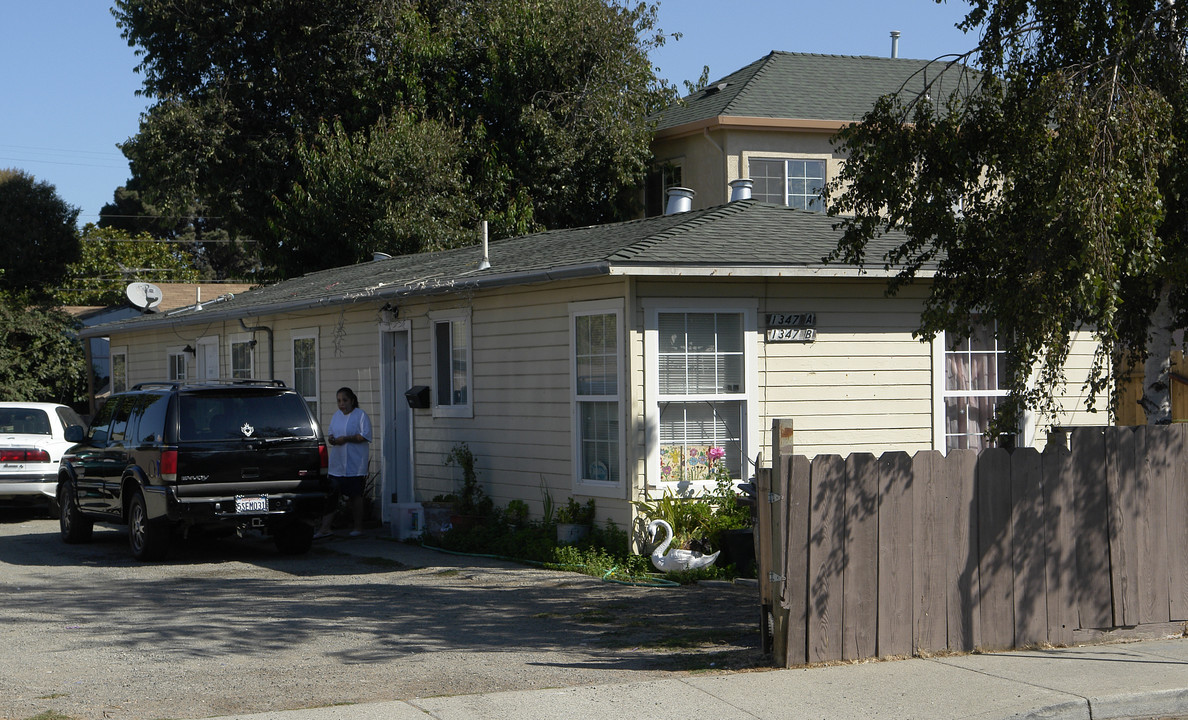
[756,420,1188,667]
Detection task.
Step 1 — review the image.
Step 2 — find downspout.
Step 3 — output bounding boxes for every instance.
[703,128,727,203]
[239,319,275,381]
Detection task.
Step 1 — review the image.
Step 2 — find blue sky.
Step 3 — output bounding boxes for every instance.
[0,1,976,227]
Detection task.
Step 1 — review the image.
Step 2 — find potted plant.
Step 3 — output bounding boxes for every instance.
[555,497,595,544]
[444,443,492,531]
[703,447,755,576]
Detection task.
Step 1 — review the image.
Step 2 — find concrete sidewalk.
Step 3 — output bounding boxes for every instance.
[207,628,1188,720]
[209,632,1188,720]
[208,530,1188,720]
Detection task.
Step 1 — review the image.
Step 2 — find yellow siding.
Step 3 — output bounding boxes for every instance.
[100,272,1112,532]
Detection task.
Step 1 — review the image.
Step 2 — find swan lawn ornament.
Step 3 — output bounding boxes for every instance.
[647,519,719,573]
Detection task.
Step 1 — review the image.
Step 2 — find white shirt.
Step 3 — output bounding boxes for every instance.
[327,407,372,477]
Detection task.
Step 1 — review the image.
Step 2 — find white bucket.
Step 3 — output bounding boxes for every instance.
[391,502,425,540]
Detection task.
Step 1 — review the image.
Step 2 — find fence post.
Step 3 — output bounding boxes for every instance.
[761,419,798,666]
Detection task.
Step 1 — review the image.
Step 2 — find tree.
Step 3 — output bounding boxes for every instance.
[0,301,87,405]
[272,113,480,268]
[0,169,80,297]
[113,0,673,277]
[827,0,1188,431]
[55,225,202,307]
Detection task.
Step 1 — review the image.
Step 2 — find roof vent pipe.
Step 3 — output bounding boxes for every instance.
[479,220,491,270]
[890,30,901,58]
[729,178,753,201]
[664,186,695,215]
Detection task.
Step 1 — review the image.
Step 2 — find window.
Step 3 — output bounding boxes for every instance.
[167,349,187,381]
[655,310,747,484]
[750,158,826,210]
[110,347,127,394]
[938,319,1012,451]
[292,331,319,418]
[571,301,623,491]
[431,310,472,417]
[645,161,683,216]
[231,338,255,379]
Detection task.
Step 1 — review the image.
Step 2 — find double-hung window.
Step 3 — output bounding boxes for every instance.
[111,347,128,393]
[431,310,472,417]
[749,158,827,210]
[167,348,188,381]
[571,301,623,492]
[231,337,255,379]
[649,307,753,487]
[937,318,1012,451]
[292,330,319,418]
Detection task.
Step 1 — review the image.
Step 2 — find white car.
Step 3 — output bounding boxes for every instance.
[0,402,86,515]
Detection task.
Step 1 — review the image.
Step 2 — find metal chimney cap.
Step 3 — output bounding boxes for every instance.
[664,186,696,215]
[729,178,753,202]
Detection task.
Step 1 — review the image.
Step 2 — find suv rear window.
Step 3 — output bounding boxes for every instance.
[179,391,317,441]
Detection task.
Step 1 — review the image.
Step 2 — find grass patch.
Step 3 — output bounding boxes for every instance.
[431,513,735,585]
[24,712,75,720]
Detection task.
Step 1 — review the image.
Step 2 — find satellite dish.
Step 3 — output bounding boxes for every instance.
[126,282,163,311]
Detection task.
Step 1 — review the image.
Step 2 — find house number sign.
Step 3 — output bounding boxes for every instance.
[765,312,816,343]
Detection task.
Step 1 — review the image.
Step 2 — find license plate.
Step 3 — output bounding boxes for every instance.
[235,495,268,513]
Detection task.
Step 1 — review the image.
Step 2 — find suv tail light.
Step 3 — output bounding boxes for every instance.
[160,450,178,482]
[318,444,328,475]
[0,449,50,462]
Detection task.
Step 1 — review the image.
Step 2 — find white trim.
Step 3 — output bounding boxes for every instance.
[607,266,934,279]
[643,298,760,493]
[569,298,626,499]
[429,308,473,419]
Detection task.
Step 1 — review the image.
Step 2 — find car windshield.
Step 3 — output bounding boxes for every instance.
[178,392,317,441]
[0,408,52,435]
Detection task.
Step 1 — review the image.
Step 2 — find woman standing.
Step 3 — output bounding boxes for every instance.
[315,387,372,538]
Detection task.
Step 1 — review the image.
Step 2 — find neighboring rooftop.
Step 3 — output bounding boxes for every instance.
[81,200,922,338]
[652,51,975,134]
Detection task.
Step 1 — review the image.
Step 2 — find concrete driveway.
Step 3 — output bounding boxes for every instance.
[0,513,764,720]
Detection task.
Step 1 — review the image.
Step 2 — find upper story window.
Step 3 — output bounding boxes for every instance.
[645,162,684,216]
[431,309,472,418]
[750,158,826,211]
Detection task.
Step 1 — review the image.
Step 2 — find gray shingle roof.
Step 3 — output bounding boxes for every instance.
[82,201,916,336]
[653,51,970,132]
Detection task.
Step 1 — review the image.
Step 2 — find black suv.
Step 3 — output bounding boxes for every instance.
[57,380,334,560]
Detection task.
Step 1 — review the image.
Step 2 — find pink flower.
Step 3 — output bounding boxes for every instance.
[708,447,726,463]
